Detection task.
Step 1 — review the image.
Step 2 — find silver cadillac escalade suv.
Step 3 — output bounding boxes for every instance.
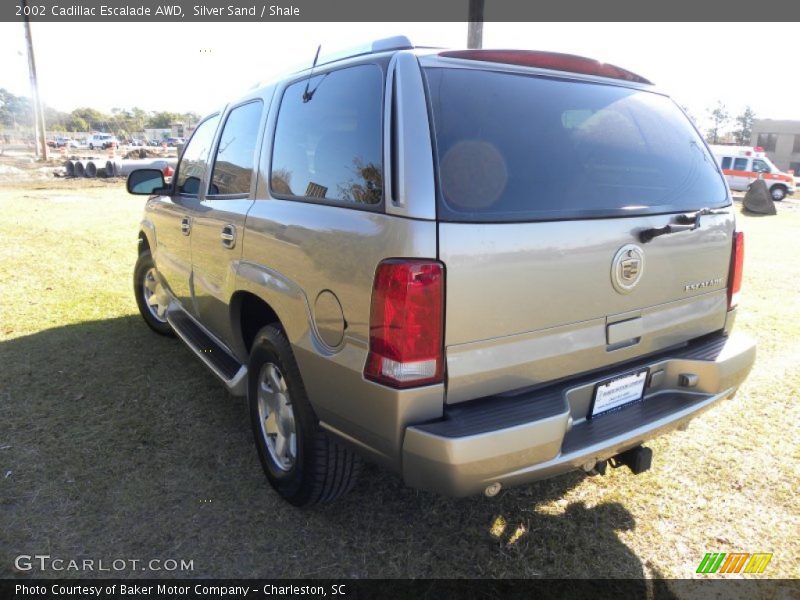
[126,36,756,506]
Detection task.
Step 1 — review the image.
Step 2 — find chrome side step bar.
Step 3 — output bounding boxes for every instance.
[166,304,248,396]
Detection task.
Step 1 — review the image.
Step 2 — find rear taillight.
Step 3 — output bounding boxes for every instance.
[728,231,744,309]
[365,259,444,388]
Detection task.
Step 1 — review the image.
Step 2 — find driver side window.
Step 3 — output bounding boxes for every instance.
[176,115,221,196]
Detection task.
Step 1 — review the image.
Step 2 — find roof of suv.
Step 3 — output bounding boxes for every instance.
[238,36,658,118]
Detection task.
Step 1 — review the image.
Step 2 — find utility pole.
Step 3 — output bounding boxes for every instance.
[467,0,484,49]
[22,0,48,160]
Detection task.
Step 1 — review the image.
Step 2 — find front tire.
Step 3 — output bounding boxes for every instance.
[133,250,173,336]
[248,325,361,506]
[771,185,787,201]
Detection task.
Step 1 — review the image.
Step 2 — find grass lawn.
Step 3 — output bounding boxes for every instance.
[0,178,798,588]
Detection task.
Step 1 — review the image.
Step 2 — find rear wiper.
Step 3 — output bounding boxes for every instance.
[639,207,728,243]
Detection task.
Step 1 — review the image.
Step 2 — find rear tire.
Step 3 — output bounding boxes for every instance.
[133,250,173,337]
[248,324,361,506]
[770,185,786,201]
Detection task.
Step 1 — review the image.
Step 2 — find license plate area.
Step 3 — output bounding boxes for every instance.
[589,368,649,419]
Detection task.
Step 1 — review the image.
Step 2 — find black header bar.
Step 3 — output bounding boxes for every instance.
[5,0,800,22]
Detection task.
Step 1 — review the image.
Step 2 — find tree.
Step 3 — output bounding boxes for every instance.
[0,88,199,135]
[66,116,89,132]
[181,111,200,125]
[733,106,755,145]
[70,107,111,131]
[706,101,729,144]
[147,111,180,128]
[337,158,383,204]
[0,88,32,128]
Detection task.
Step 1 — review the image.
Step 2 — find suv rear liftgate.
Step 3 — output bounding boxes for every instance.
[400,53,755,496]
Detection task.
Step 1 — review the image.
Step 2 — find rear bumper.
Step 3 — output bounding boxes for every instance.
[402,331,755,497]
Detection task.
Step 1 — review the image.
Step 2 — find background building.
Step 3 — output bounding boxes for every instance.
[750,119,800,173]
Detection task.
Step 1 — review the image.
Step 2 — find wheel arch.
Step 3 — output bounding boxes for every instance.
[230,262,317,362]
[138,219,156,255]
[230,290,286,361]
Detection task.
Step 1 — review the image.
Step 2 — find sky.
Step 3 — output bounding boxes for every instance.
[1,21,797,130]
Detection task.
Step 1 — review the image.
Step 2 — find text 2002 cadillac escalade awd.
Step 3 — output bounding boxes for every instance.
[126,37,756,506]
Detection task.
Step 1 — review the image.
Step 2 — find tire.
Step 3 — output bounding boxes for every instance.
[770,186,786,201]
[133,250,174,336]
[248,325,361,506]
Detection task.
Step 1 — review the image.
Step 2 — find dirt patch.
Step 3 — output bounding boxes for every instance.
[123,148,165,160]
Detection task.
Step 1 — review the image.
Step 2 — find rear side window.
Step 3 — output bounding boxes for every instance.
[733,158,748,171]
[270,64,383,205]
[424,68,728,222]
[209,101,263,196]
[721,157,732,169]
[176,115,220,196]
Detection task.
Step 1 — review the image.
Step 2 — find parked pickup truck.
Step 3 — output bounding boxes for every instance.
[125,37,756,506]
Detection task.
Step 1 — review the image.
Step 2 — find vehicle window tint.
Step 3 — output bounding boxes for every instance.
[721,157,732,169]
[733,158,748,171]
[209,101,263,196]
[271,65,383,205]
[424,68,728,222]
[752,159,770,173]
[176,115,220,196]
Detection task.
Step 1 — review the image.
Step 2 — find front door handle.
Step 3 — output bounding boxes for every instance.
[220,224,236,249]
[180,217,191,236]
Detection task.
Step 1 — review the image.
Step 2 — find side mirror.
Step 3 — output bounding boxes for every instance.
[127,168,167,195]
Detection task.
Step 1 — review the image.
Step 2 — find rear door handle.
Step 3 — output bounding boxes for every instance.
[180,217,191,236]
[220,224,236,249]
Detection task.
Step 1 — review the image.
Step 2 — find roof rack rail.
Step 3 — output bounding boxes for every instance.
[316,35,414,67]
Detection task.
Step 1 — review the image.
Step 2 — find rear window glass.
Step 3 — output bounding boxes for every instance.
[424,68,728,222]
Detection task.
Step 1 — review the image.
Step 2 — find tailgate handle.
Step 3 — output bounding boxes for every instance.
[607,317,643,346]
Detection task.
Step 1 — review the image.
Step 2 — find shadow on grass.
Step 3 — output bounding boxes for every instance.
[0,317,673,591]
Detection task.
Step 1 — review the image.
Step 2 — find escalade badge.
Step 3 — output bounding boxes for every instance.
[611,244,645,294]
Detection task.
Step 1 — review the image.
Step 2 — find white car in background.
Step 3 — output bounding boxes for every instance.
[87,133,118,150]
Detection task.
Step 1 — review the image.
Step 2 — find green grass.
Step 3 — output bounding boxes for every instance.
[1,179,798,586]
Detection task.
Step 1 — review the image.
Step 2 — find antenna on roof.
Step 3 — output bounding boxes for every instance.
[302,45,322,103]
